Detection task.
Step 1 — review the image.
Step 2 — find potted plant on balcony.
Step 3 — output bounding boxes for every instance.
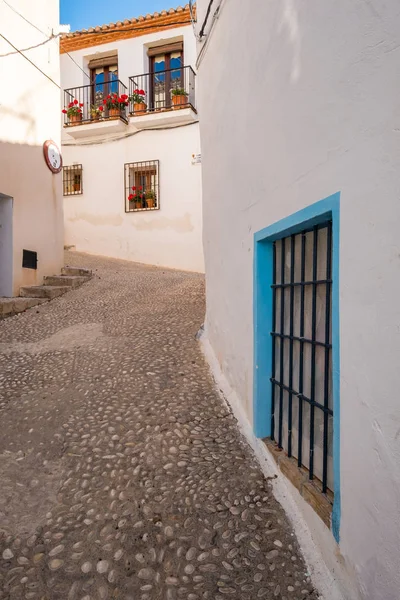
[145,189,156,208]
[62,99,84,124]
[90,105,103,121]
[128,186,145,209]
[129,89,147,115]
[103,93,129,118]
[171,87,188,109]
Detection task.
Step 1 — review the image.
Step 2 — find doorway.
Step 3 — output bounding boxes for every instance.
[0,194,13,297]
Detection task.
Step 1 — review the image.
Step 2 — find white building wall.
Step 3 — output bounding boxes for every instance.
[60,25,203,272]
[196,1,400,599]
[62,123,203,272]
[0,0,64,294]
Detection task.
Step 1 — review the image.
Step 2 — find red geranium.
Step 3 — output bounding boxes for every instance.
[98,105,104,111]
[63,99,83,118]
[132,186,136,190]
[128,194,134,201]
[130,89,146,104]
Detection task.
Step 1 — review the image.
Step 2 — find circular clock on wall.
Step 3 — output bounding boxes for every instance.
[43,140,63,173]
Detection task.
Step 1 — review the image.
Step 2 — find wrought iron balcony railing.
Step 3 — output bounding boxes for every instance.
[63,80,129,126]
[129,65,196,115]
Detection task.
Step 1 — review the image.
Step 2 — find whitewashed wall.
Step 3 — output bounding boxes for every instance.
[62,123,203,272]
[60,25,204,272]
[0,0,64,294]
[196,1,400,599]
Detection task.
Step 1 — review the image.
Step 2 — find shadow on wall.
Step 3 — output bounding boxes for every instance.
[0,140,64,296]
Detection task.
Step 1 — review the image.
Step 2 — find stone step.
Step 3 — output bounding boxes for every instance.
[20,286,70,300]
[43,275,89,288]
[61,266,92,277]
[0,297,48,318]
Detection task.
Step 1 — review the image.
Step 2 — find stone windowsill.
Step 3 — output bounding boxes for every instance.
[263,438,333,528]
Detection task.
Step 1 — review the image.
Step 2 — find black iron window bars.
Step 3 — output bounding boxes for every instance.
[270,221,333,494]
[124,160,159,212]
[63,165,83,196]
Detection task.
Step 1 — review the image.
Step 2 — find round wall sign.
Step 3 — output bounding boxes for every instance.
[43,140,62,173]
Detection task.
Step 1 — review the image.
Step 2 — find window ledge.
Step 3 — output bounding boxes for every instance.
[128,106,197,130]
[263,438,333,528]
[63,116,128,139]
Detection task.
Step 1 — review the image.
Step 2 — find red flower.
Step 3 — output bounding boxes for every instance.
[68,102,74,108]
[74,99,78,105]
[132,186,136,191]
[139,90,145,95]
[107,94,111,99]
[139,186,143,190]
[128,194,134,201]
[62,109,67,114]
[79,103,84,107]
[98,105,104,111]
[134,89,140,94]
[121,94,128,100]
[112,98,116,103]
[103,99,107,104]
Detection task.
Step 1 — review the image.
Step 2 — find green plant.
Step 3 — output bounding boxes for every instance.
[130,89,146,104]
[90,104,103,117]
[62,99,84,117]
[145,189,156,200]
[128,186,145,207]
[102,93,129,111]
[171,87,188,96]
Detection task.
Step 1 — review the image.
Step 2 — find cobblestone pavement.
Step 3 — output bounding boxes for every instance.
[0,252,318,600]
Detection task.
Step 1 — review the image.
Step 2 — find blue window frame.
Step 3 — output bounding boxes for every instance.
[253,193,341,542]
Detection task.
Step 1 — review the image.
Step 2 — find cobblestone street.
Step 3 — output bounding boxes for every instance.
[0,252,318,600]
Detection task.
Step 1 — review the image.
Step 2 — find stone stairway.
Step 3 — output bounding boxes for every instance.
[0,267,92,319]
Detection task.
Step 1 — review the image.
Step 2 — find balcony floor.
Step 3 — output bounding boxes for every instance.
[63,116,128,139]
[129,106,198,130]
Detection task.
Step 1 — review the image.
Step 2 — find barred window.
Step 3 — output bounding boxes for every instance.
[271,222,333,494]
[63,165,83,196]
[124,160,159,212]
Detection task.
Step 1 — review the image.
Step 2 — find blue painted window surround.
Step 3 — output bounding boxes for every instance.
[253,193,341,542]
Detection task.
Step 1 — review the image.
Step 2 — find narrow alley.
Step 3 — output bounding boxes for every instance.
[0,253,317,600]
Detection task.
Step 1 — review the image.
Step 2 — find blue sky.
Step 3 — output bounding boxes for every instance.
[60,0,175,31]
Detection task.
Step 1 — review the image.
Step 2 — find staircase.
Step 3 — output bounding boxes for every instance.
[0,267,92,319]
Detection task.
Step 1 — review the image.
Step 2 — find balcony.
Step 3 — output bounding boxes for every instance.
[63,80,129,139]
[128,65,197,129]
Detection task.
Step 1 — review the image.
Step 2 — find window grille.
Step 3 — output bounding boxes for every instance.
[271,222,333,494]
[63,165,83,196]
[124,160,159,212]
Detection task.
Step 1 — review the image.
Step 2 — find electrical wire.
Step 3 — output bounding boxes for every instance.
[188,0,199,41]
[62,120,199,146]
[2,0,47,35]
[0,33,61,57]
[1,0,91,80]
[199,0,214,38]
[0,33,61,88]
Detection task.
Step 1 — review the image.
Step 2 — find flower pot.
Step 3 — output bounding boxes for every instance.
[135,201,142,209]
[73,183,80,192]
[146,198,155,208]
[134,102,147,114]
[91,114,100,121]
[109,108,120,117]
[172,95,188,109]
[69,113,82,124]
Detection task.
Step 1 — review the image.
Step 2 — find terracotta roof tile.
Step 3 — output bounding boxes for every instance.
[60,4,192,53]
